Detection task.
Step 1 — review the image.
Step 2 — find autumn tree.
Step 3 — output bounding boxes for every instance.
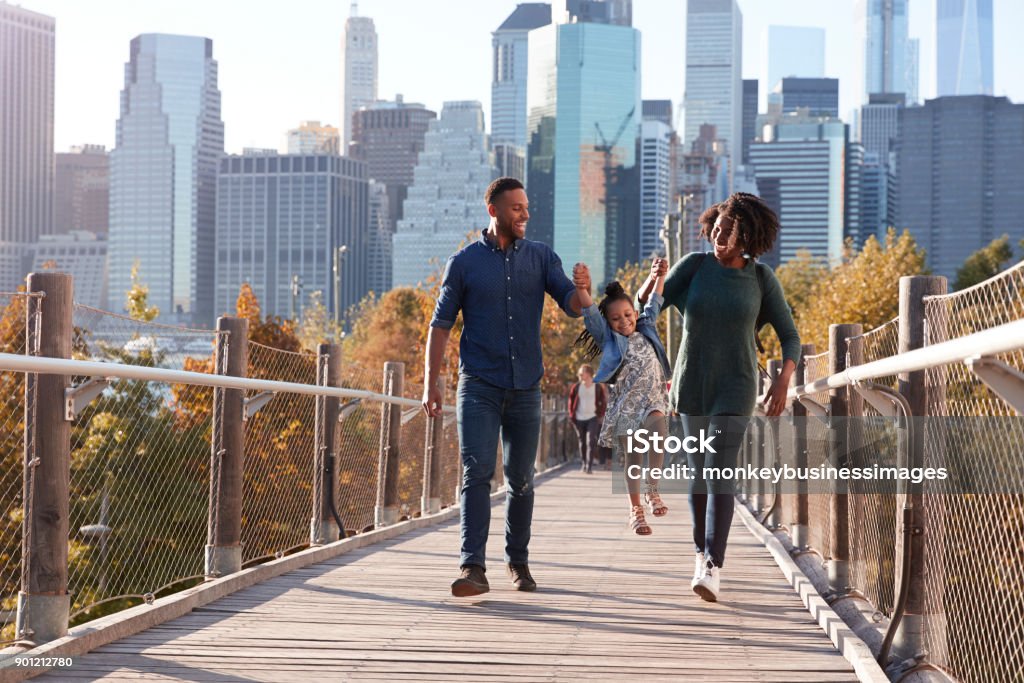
[758,229,928,360]
[953,235,1016,291]
[297,290,344,351]
[0,291,27,641]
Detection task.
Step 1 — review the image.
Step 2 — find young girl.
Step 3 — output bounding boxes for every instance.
[571,259,672,535]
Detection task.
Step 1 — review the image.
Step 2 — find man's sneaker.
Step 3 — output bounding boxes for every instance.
[506,563,537,592]
[693,556,720,602]
[690,551,705,590]
[451,565,489,597]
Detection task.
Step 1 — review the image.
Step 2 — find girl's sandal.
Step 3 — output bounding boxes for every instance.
[629,505,652,535]
[644,486,669,517]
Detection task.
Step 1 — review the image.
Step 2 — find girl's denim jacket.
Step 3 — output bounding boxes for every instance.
[582,292,672,384]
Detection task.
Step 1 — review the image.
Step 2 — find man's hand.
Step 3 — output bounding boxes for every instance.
[422,383,443,417]
[572,262,591,292]
[651,257,668,278]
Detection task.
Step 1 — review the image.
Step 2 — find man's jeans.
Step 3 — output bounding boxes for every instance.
[457,374,541,570]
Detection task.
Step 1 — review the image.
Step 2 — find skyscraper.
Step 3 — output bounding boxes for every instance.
[341,4,378,148]
[491,3,552,149]
[684,0,742,184]
[214,152,368,322]
[749,116,847,263]
[860,92,904,158]
[897,96,1022,280]
[527,0,641,285]
[350,97,436,292]
[55,145,109,237]
[392,102,497,287]
[32,232,108,310]
[905,38,920,104]
[350,97,436,223]
[639,111,673,259]
[856,0,910,103]
[741,79,759,165]
[109,34,224,325]
[936,0,993,96]
[761,25,825,109]
[0,2,55,291]
[774,78,839,117]
[286,121,340,155]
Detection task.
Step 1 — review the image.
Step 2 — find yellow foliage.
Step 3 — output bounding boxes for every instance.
[760,229,928,360]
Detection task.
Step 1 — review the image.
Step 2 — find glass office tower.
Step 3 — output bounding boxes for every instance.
[526,17,641,286]
[109,34,224,325]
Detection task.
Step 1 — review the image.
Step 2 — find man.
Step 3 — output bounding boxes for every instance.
[422,177,589,597]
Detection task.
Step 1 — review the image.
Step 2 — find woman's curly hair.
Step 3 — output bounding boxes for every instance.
[699,192,779,259]
[573,281,633,360]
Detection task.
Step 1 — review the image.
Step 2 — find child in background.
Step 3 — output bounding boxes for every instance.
[571,259,672,535]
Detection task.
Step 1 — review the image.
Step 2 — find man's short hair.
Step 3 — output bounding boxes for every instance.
[485,177,525,205]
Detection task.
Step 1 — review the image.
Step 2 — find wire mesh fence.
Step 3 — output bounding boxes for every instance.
[802,351,833,562]
[846,319,900,618]
[241,342,318,564]
[0,291,39,645]
[65,307,220,625]
[919,264,1024,683]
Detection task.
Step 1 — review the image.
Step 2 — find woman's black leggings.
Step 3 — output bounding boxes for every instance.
[685,414,750,568]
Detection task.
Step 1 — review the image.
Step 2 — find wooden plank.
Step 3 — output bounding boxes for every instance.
[31,470,858,681]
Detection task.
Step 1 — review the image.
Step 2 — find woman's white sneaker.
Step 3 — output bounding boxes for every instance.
[690,552,705,589]
[693,557,720,602]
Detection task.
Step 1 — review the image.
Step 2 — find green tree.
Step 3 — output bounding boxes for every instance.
[68,271,209,622]
[953,235,1015,291]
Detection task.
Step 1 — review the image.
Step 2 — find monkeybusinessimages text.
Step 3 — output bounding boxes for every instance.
[623,428,949,484]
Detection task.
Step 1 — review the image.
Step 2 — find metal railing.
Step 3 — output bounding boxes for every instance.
[0,273,573,648]
[742,262,1024,682]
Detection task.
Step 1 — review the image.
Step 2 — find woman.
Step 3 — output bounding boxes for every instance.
[651,192,800,602]
[568,364,607,474]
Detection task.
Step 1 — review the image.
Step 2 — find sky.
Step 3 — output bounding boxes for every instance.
[17,0,1024,154]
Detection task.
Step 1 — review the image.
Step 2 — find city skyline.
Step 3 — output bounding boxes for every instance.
[22,0,1024,155]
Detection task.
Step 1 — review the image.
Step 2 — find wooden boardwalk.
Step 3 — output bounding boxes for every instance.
[42,468,859,682]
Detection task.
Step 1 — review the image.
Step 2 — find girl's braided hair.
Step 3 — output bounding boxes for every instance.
[699,192,779,259]
[573,281,632,361]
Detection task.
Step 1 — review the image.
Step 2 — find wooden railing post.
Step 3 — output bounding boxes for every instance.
[894,275,947,660]
[791,344,815,549]
[17,272,73,644]
[375,361,403,527]
[206,316,248,578]
[421,379,444,516]
[828,323,861,593]
[311,343,342,545]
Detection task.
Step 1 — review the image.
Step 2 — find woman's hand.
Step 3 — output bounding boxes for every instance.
[763,361,797,417]
[763,375,790,417]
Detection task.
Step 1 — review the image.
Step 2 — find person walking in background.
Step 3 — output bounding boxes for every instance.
[422,177,590,598]
[647,192,801,602]
[573,259,672,536]
[568,364,607,474]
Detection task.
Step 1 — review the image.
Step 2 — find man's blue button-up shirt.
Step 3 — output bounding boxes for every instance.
[429,230,580,390]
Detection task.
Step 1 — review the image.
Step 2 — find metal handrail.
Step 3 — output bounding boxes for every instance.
[0,351,456,413]
[789,318,1024,399]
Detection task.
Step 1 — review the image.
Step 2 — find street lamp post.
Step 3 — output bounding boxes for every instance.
[290,274,303,322]
[333,245,348,327]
